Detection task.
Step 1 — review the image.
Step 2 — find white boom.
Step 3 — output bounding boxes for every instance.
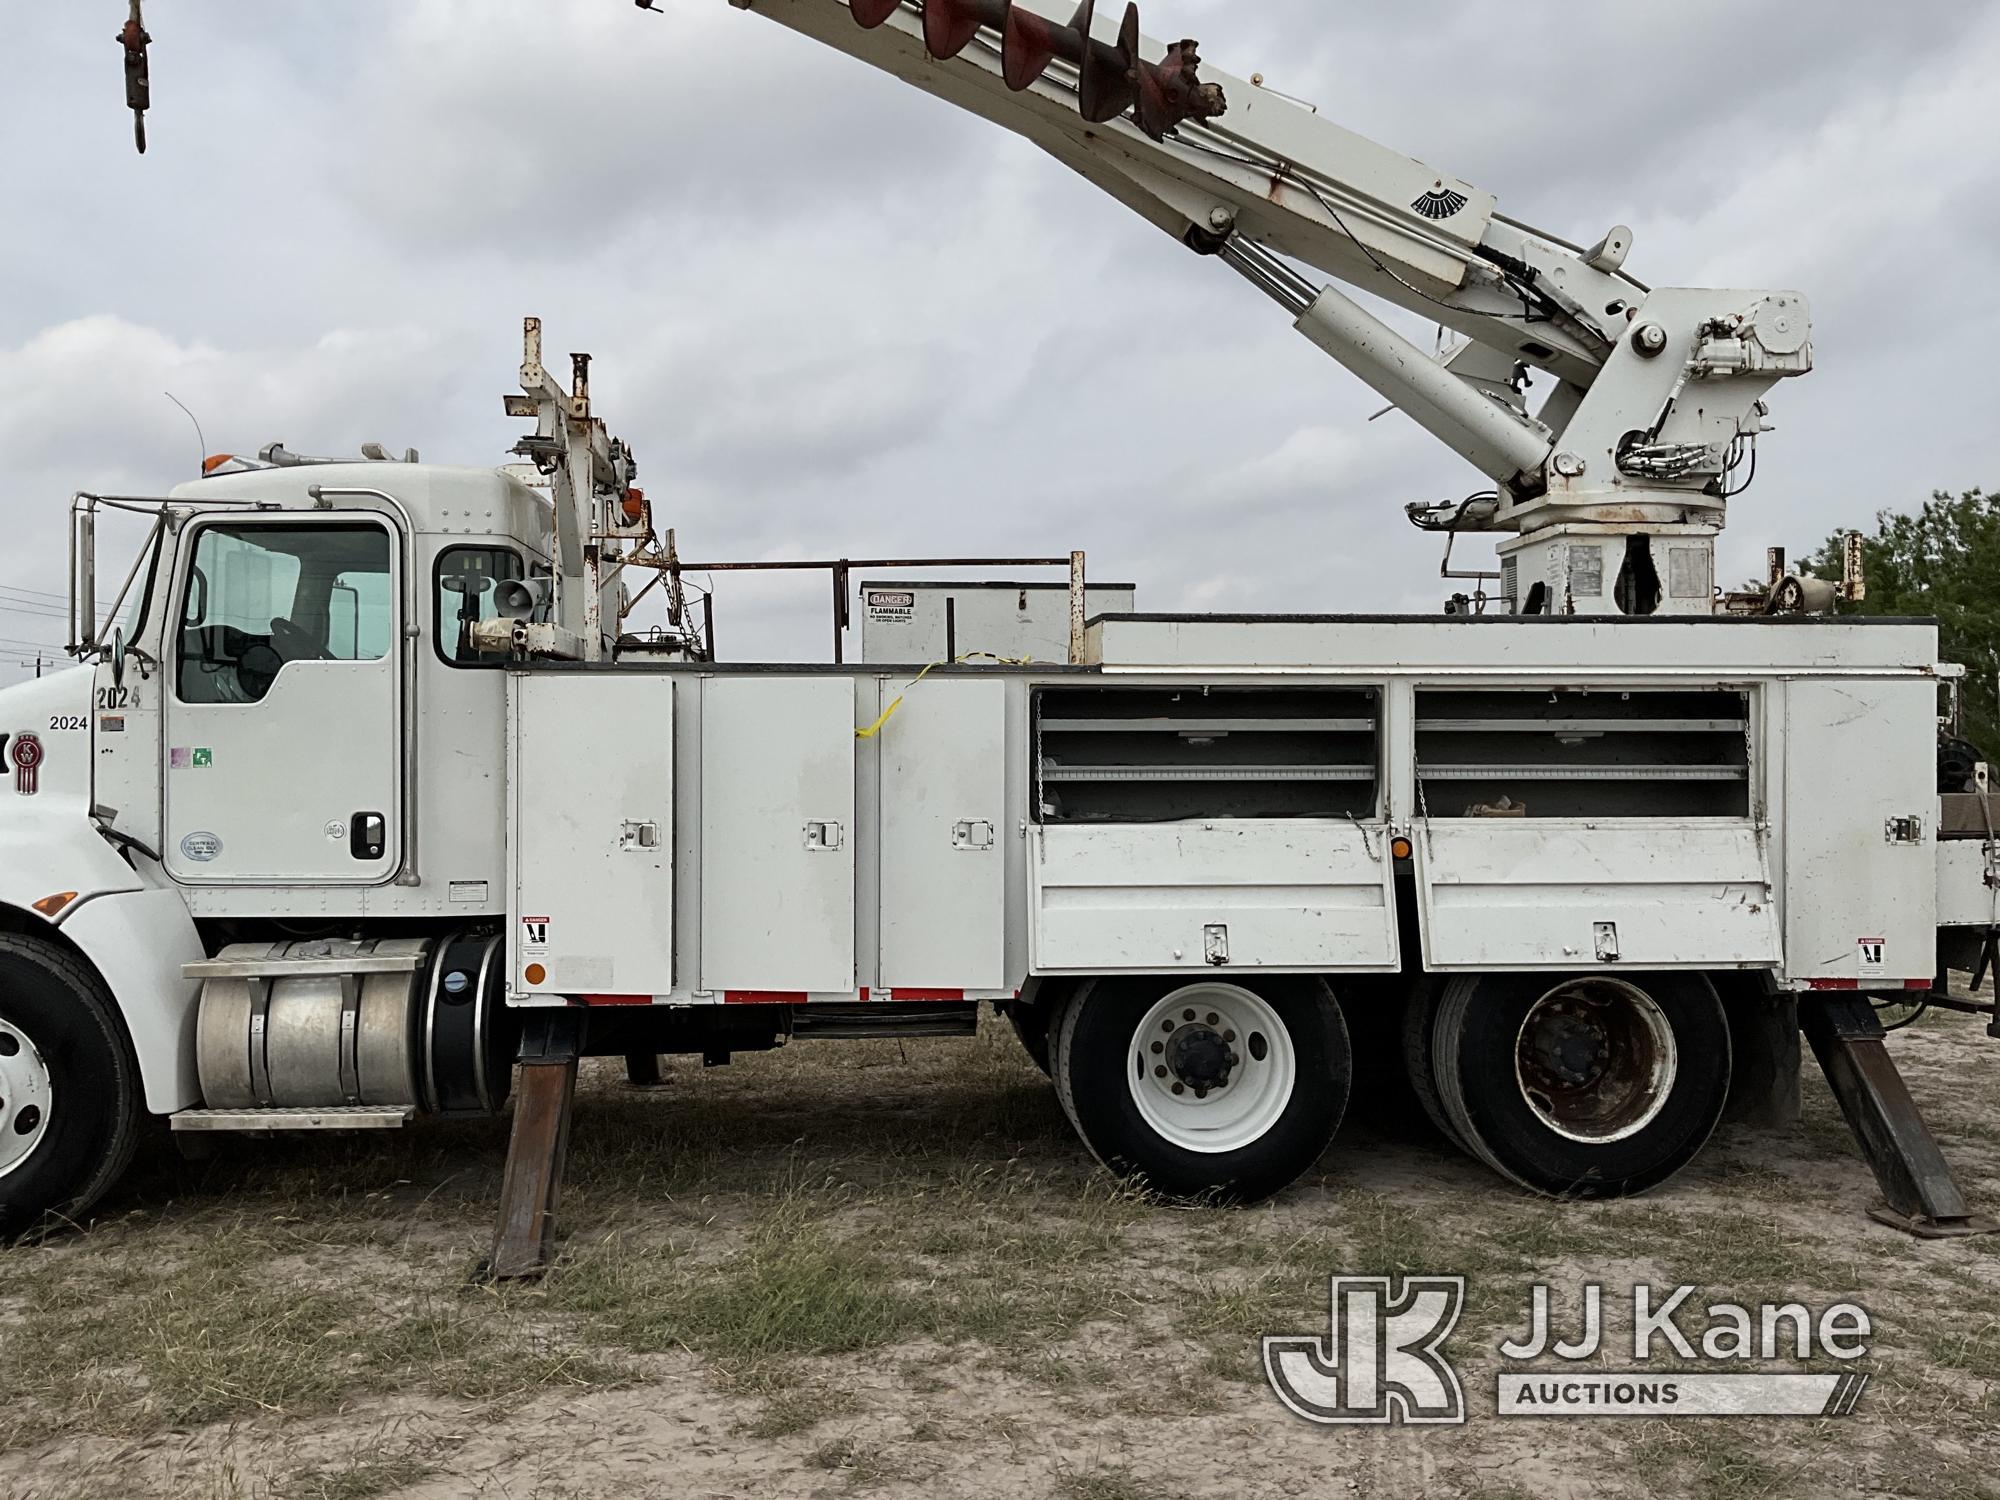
[717,0,1815,614]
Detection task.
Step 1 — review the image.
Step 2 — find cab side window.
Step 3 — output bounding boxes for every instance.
[435,546,526,666]
[177,525,393,705]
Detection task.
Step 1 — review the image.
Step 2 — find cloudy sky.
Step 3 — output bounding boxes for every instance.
[3,0,1995,680]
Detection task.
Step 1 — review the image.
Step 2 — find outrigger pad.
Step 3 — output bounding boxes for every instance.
[1801,993,1997,1240]
[1867,1204,2000,1240]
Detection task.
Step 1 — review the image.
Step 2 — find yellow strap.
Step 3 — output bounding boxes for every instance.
[855,653,1032,739]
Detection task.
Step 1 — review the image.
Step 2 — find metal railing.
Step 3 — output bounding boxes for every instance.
[659,550,1090,664]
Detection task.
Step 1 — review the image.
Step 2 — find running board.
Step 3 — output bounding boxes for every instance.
[171,1106,413,1133]
[1801,994,1998,1239]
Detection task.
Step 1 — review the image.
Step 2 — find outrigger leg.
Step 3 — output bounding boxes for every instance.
[486,1009,587,1280]
[1802,994,1997,1239]
[624,1052,667,1088]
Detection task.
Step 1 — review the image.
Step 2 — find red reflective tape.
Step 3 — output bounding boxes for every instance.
[724,991,808,1005]
[1905,978,1935,991]
[583,993,654,1007]
[1805,979,1860,991]
[880,989,965,1002]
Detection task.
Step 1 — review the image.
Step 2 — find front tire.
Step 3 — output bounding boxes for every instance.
[1432,971,1731,1200]
[1051,976,1351,1203]
[0,935,144,1235]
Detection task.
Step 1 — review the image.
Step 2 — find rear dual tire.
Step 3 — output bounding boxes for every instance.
[1415,971,1731,1199]
[1051,976,1351,1204]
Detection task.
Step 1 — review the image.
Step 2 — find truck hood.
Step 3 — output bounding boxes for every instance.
[0,666,94,806]
[0,665,144,915]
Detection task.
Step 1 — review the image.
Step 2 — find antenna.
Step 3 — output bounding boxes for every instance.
[164,391,206,473]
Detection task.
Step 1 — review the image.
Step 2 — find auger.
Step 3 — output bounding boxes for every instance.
[847,0,1225,140]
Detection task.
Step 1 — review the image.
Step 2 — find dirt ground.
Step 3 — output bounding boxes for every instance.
[1,996,1996,1500]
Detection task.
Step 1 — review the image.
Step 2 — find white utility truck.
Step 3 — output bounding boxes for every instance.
[8,0,1995,1274]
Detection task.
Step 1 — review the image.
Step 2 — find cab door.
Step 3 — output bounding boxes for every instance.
[163,516,403,885]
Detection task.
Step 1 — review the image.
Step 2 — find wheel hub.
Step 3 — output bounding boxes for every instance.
[1164,1025,1239,1094]
[1524,1004,1611,1089]
[1127,985,1297,1155]
[0,1020,55,1180]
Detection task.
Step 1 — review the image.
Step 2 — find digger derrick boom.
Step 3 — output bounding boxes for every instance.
[731,0,1610,383]
[722,0,1817,615]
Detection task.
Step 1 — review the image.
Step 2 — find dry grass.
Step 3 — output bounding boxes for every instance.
[0,1005,1995,1498]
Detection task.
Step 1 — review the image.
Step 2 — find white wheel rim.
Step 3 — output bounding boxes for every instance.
[1512,978,1677,1145]
[1126,984,1296,1156]
[0,1019,54,1179]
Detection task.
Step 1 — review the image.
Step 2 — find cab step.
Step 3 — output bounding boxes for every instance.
[170,1106,414,1133]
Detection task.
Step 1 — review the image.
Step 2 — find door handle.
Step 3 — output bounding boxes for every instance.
[351,812,387,861]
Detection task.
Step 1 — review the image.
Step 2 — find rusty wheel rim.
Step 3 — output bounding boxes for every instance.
[1512,978,1677,1145]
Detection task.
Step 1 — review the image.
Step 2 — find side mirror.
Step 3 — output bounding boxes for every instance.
[110,626,127,689]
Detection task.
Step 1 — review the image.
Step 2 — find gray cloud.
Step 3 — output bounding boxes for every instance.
[2,0,1995,678]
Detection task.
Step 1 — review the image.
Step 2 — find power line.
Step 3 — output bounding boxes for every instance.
[0,585,117,608]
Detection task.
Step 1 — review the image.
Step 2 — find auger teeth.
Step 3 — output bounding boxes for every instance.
[1134,36,1226,140]
[847,0,1226,138]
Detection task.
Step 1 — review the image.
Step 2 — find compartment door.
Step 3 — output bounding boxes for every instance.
[878,676,1007,992]
[1416,821,1780,971]
[511,673,676,999]
[1782,678,1937,984]
[1030,821,1398,974]
[700,677,857,994]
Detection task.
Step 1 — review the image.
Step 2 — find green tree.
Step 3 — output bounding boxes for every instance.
[1810,488,2000,752]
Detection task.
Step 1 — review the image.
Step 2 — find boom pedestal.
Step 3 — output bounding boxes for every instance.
[1802,995,1997,1239]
